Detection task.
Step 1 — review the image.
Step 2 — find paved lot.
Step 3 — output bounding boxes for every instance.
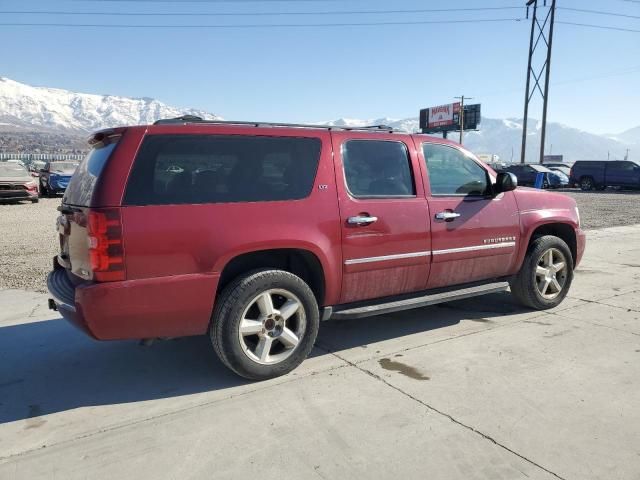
[0,225,639,479]
[2,190,640,292]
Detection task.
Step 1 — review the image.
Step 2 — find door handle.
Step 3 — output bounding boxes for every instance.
[348,215,378,226]
[435,211,461,222]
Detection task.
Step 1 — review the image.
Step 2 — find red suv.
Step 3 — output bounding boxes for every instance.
[48,117,586,380]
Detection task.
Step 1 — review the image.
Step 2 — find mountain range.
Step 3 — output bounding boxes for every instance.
[0,76,637,162]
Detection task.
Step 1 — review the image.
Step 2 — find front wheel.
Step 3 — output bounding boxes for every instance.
[510,235,574,310]
[210,269,319,380]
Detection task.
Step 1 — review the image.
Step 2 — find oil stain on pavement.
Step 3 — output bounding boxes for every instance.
[379,358,430,380]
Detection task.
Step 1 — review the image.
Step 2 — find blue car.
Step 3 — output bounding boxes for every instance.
[502,164,569,189]
[39,161,79,197]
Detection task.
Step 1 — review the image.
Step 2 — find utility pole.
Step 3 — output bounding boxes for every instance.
[455,95,472,145]
[521,0,557,164]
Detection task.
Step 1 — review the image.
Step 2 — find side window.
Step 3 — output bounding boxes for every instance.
[124,134,321,205]
[342,140,415,198]
[617,161,636,171]
[422,144,489,196]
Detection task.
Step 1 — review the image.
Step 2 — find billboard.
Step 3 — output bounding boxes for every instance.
[427,102,460,129]
[420,103,481,134]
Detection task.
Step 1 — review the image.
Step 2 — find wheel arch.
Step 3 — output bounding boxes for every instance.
[216,248,327,306]
[525,222,577,268]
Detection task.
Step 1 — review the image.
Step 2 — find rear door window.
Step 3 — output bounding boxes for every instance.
[63,143,117,206]
[342,140,415,198]
[124,135,322,205]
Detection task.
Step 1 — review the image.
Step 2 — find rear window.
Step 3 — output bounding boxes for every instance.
[123,134,322,206]
[63,143,117,206]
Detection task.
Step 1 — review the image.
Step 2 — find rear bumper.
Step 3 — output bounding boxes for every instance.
[48,261,220,340]
[47,266,93,337]
[575,228,586,268]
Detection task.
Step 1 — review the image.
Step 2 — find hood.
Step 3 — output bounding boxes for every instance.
[0,174,33,183]
[513,187,578,218]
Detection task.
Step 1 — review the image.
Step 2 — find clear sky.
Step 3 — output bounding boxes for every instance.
[1,0,639,134]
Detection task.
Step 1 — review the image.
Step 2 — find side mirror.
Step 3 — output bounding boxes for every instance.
[494,172,517,194]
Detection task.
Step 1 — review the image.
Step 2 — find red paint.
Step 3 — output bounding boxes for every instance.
[49,123,585,340]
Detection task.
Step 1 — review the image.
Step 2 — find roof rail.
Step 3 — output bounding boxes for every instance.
[152,116,401,133]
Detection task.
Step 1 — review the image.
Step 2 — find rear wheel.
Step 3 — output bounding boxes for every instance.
[580,176,595,191]
[210,269,319,380]
[510,235,573,310]
[31,198,39,203]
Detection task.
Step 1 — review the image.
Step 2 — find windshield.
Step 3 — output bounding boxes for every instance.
[0,164,29,178]
[50,162,79,174]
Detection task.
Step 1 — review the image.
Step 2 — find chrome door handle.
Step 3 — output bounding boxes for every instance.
[435,211,461,221]
[348,215,378,226]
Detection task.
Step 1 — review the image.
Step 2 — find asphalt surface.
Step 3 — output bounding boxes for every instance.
[1,225,639,479]
[1,190,639,291]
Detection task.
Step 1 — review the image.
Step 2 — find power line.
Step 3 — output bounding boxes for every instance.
[0,18,525,29]
[0,6,525,17]
[557,21,640,33]
[559,7,640,20]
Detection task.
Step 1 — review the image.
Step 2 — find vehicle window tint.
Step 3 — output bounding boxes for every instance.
[614,161,636,171]
[63,142,117,206]
[342,140,415,198]
[423,144,488,196]
[124,135,321,206]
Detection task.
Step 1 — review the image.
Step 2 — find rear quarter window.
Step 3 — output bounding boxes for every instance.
[123,134,322,206]
[63,143,117,206]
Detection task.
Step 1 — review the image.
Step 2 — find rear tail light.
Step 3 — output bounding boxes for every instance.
[87,208,125,281]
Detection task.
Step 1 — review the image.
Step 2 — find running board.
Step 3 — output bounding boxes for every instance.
[329,281,510,320]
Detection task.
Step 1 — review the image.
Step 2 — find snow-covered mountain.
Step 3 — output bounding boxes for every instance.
[0,76,221,132]
[320,117,636,162]
[613,126,640,146]
[0,76,636,162]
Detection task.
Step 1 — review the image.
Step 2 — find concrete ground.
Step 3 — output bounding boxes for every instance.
[0,226,639,480]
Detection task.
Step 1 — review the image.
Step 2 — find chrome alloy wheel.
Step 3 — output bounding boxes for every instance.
[535,248,568,300]
[238,289,306,365]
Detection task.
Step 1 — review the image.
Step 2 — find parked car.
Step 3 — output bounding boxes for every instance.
[39,161,79,197]
[569,160,640,191]
[0,162,39,203]
[29,160,47,178]
[548,165,571,178]
[543,162,573,170]
[47,118,585,380]
[502,164,569,189]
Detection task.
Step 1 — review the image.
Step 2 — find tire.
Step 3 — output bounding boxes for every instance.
[31,198,39,203]
[510,235,574,310]
[39,181,47,198]
[580,176,594,191]
[542,179,549,189]
[210,269,319,380]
